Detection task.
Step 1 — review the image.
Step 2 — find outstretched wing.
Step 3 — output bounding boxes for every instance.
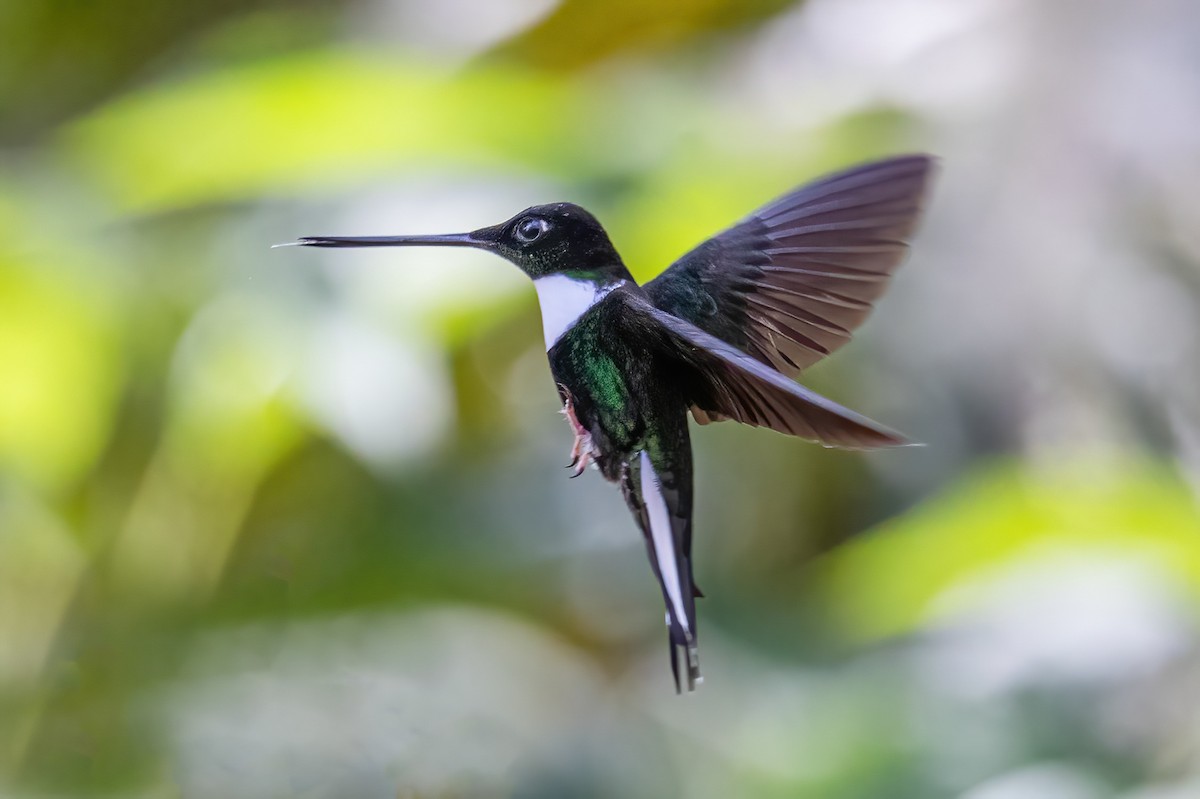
[625,293,908,449]
[645,155,934,377]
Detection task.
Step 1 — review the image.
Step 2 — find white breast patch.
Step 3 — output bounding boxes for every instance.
[533,275,625,351]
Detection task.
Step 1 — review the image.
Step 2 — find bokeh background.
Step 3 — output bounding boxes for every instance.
[3,0,1200,796]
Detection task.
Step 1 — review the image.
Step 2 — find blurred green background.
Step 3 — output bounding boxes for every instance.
[3,0,1200,796]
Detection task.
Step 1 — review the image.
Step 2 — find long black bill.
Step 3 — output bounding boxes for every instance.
[272,230,495,249]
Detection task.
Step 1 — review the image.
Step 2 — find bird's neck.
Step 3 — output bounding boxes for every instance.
[533,268,631,352]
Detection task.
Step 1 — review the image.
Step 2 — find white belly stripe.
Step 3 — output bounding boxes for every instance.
[533,275,625,351]
[640,451,690,636]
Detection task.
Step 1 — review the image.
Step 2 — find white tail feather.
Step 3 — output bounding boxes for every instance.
[640,451,689,637]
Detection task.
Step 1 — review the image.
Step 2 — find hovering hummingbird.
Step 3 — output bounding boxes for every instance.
[279,155,934,692]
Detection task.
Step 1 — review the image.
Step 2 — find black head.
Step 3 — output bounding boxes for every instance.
[280,202,626,281]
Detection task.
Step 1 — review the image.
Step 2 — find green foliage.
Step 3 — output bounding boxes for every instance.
[817,461,1200,639]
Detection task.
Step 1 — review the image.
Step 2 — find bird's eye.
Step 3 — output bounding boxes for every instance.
[515,217,547,243]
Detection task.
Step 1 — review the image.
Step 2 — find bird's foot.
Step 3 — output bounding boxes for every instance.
[567,445,593,478]
[560,390,595,478]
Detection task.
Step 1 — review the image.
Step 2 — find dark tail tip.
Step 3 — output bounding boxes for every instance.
[686,644,702,691]
[669,638,702,694]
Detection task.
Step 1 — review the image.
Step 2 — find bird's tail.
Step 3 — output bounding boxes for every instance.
[669,624,702,693]
[625,450,703,693]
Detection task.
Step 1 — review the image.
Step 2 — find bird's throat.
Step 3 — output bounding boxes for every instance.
[533,274,625,351]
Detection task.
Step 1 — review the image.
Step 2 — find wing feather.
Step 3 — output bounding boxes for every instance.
[623,294,909,449]
[645,155,935,376]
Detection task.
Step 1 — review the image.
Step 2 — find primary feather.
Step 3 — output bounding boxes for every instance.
[646,155,935,377]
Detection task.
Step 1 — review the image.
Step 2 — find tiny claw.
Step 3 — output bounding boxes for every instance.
[569,450,591,478]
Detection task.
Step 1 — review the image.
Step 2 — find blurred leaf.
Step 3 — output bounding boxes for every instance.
[0,492,85,686]
[0,0,335,143]
[0,252,124,492]
[108,295,308,604]
[492,0,799,70]
[814,461,1200,640]
[62,51,603,212]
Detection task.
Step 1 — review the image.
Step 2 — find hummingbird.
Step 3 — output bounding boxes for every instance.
[279,155,934,692]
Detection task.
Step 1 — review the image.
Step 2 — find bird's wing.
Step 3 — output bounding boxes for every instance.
[644,155,935,377]
[624,293,909,449]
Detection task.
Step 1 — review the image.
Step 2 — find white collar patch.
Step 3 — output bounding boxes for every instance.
[533,275,625,351]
